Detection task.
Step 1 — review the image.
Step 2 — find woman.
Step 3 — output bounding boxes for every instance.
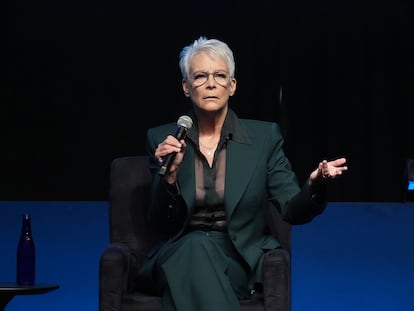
[138,36,348,311]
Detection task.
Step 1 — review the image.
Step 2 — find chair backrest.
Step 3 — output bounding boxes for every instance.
[109,155,291,261]
[109,156,161,262]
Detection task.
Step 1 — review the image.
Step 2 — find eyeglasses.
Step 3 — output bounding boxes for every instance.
[189,71,230,87]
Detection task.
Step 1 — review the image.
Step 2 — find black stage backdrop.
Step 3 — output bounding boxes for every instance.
[3,0,413,202]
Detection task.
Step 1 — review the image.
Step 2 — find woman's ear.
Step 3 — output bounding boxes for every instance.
[229,78,237,96]
[182,80,190,97]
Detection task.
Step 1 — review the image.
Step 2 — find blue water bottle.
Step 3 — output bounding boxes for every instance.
[16,213,35,285]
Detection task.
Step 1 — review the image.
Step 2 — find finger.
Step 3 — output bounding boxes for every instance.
[320,160,331,178]
[165,135,182,147]
[330,166,348,178]
[329,157,347,167]
[161,141,182,155]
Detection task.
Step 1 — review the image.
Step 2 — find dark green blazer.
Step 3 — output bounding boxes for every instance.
[141,110,326,286]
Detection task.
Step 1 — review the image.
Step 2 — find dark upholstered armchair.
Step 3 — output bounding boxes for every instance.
[99,155,292,311]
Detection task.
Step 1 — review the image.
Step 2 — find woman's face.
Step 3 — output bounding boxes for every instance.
[182,51,236,113]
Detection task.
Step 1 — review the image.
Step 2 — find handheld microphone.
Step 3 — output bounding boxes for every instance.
[159,115,193,176]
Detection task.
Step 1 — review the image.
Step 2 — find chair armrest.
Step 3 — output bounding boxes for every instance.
[263,248,291,311]
[99,242,137,311]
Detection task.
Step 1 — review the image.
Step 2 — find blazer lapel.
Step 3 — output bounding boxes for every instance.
[225,138,257,218]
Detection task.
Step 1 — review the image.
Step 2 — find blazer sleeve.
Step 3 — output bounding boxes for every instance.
[266,122,327,225]
[145,127,188,234]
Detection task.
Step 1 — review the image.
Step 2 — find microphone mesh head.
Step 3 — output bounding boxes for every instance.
[177,115,193,129]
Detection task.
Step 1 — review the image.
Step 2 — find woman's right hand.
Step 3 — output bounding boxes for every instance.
[155,135,187,183]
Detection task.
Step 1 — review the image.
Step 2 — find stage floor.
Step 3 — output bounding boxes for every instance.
[1,201,413,310]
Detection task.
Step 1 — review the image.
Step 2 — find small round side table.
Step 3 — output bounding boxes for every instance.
[0,282,59,310]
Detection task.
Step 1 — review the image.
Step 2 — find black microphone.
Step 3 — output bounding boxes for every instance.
[159,115,193,176]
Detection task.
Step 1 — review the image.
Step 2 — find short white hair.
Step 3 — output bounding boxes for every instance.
[178,36,235,81]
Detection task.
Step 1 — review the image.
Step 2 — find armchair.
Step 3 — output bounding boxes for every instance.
[99,155,291,311]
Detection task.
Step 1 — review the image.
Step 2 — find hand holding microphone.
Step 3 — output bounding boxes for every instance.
[158,115,193,176]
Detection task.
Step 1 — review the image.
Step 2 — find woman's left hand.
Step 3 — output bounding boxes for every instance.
[309,158,348,186]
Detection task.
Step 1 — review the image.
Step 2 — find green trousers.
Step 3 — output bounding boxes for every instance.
[155,230,251,311]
